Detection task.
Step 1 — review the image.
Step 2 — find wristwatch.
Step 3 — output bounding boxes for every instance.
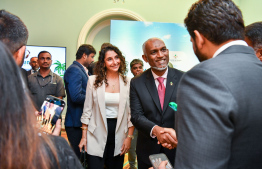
[127,135,134,139]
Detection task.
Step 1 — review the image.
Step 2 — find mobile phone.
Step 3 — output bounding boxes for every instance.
[149,153,174,169]
[38,95,65,133]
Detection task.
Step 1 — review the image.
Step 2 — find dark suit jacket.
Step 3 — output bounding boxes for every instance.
[26,69,31,76]
[175,45,262,169]
[64,61,90,127]
[21,68,29,88]
[130,67,183,166]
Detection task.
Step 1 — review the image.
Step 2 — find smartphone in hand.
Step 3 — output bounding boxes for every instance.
[37,95,65,134]
[149,153,173,169]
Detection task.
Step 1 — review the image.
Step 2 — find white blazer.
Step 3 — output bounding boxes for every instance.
[81,75,133,157]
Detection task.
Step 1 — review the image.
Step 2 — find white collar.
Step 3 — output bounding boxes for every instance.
[213,40,248,58]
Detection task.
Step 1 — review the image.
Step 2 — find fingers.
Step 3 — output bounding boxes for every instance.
[120,144,126,155]
[164,133,177,147]
[78,138,87,152]
[51,119,61,136]
[84,144,87,152]
[163,128,177,140]
[161,143,174,150]
[159,160,168,169]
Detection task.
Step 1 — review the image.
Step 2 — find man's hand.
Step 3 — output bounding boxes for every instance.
[157,128,178,149]
[152,126,177,149]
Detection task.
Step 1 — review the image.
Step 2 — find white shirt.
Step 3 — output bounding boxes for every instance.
[105,92,119,118]
[213,40,248,58]
[150,68,168,138]
[151,68,168,88]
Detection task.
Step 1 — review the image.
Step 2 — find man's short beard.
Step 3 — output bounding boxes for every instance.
[151,65,168,71]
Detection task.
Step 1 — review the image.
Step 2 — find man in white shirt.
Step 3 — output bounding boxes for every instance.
[160,0,262,168]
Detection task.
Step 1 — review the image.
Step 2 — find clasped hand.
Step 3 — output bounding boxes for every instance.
[153,126,178,149]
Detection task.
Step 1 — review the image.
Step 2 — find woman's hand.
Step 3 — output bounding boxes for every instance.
[120,137,132,155]
[52,119,61,136]
[148,160,168,169]
[78,137,87,152]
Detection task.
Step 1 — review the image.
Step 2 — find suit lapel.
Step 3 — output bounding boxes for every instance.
[115,75,127,132]
[163,68,177,113]
[145,69,162,113]
[96,82,107,131]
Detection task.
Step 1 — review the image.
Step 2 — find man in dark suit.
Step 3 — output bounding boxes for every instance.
[160,0,262,168]
[26,57,39,76]
[64,44,96,158]
[130,37,183,169]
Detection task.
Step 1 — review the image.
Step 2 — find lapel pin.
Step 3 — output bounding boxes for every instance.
[170,82,173,86]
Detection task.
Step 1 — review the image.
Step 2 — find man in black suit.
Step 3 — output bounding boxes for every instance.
[159,0,262,168]
[130,37,183,169]
[27,57,39,76]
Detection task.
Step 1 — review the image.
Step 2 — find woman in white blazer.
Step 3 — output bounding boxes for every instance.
[79,44,134,169]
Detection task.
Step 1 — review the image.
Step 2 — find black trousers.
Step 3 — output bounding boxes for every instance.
[87,119,124,169]
[65,127,82,159]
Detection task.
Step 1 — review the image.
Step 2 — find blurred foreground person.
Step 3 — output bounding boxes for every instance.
[0,41,83,169]
[168,0,262,168]
[79,45,134,169]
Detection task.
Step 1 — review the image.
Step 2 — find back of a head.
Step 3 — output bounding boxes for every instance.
[0,42,58,169]
[245,22,262,50]
[76,44,96,60]
[184,0,245,45]
[0,10,28,54]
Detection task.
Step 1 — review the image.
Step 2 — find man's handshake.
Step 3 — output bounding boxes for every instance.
[152,126,178,149]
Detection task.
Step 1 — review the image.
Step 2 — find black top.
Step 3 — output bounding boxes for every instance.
[44,135,83,169]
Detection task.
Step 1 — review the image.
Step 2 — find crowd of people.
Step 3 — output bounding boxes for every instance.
[1,0,262,169]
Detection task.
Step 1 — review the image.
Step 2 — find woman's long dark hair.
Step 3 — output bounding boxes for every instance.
[94,45,127,89]
[0,42,58,169]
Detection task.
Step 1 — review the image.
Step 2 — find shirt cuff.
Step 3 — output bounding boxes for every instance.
[150,125,157,138]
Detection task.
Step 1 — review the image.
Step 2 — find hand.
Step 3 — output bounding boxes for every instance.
[153,126,177,148]
[52,119,62,136]
[148,160,168,169]
[79,137,87,152]
[120,137,132,155]
[157,128,178,149]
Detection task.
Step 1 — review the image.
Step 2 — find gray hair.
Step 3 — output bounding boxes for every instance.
[142,37,164,56]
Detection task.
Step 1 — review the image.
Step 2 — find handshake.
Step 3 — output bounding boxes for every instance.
[152,126,178,150]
